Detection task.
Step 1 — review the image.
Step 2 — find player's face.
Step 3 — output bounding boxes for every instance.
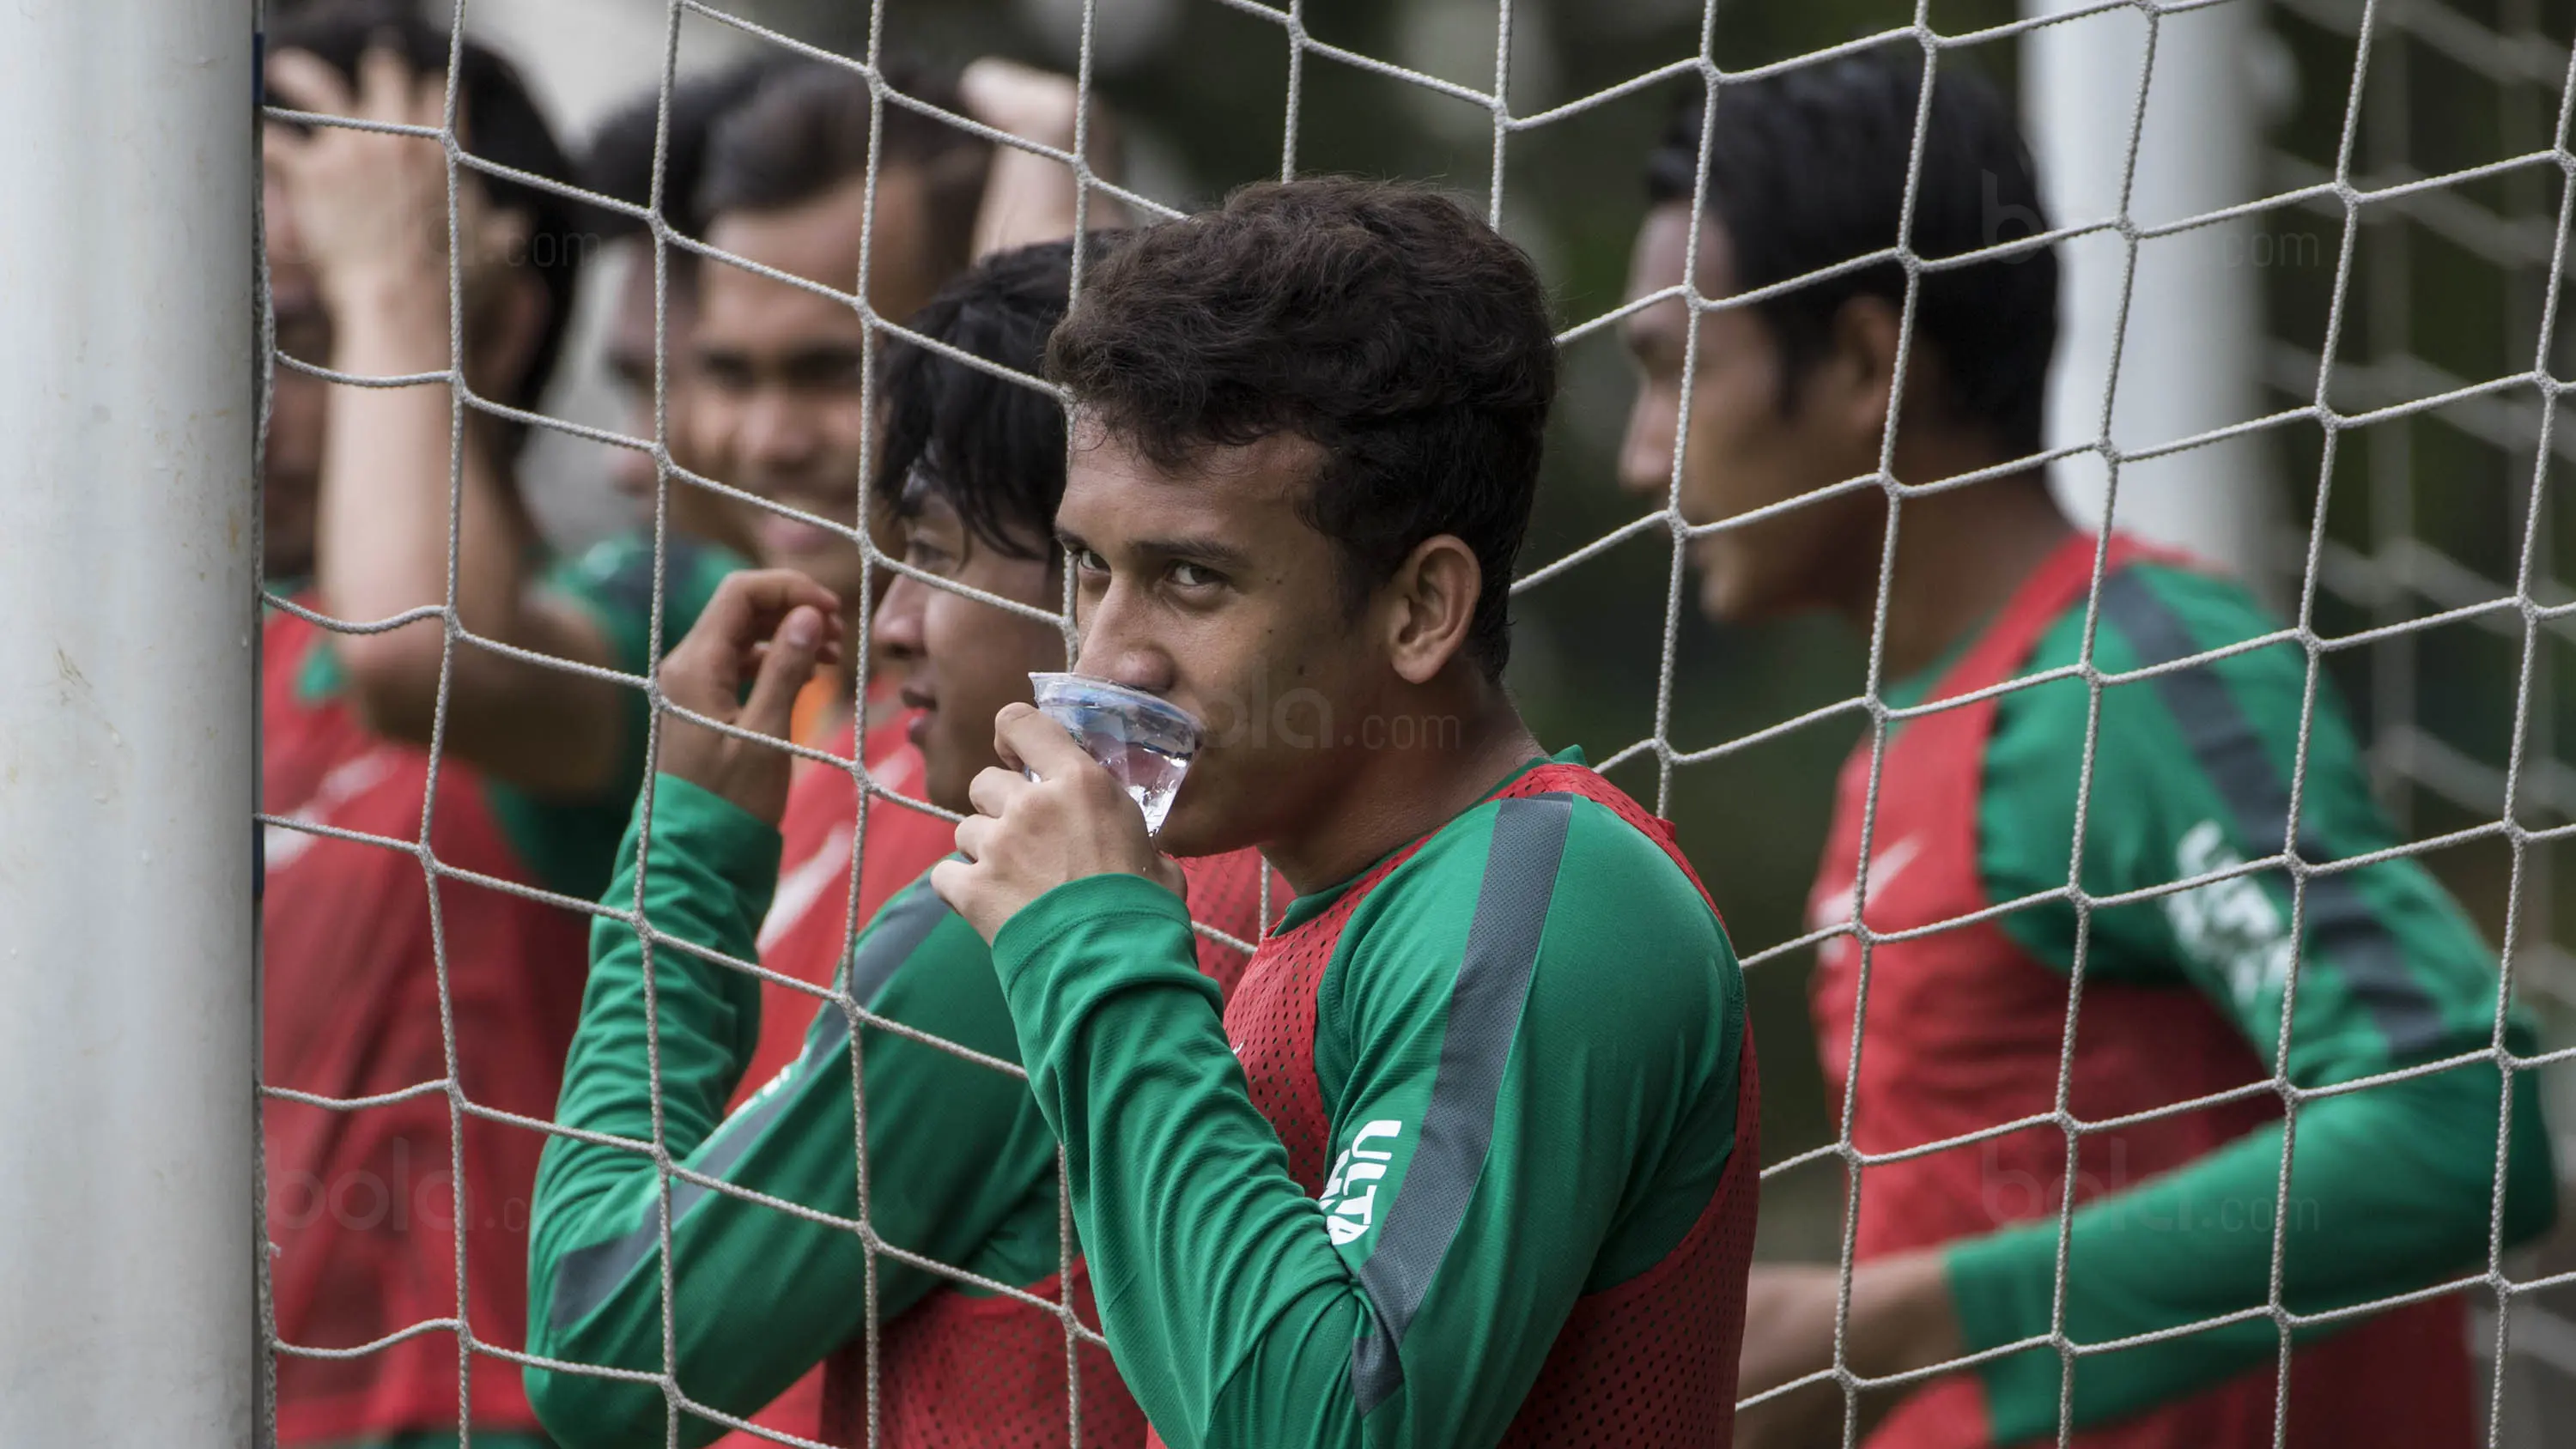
[696,171,944,607]
[601,247,761,559]
[1619,203,1886,621]
[873,493,1066,813]
[1055,421,1389,860]
[262,134,328,581]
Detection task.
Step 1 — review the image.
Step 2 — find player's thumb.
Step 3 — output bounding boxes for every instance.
[739,605,825,742]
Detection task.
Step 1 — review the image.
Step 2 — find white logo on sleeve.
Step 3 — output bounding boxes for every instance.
[2162,819,2293,1013]
[1808,835,1923,931]
[1318,1119,1405,1247]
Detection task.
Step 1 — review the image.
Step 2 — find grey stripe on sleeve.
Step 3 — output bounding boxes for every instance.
[1348,793,1574,1415]
[546,880,954,1331]
[2097,570,2445,1058]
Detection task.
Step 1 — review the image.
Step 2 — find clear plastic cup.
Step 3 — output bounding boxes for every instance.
[1025,673,1204,836]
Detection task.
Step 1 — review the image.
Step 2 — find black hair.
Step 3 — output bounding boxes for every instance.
[270,0,587,456]
[696,59,989,283]
[873,235,1121,560]
[1647,46,2057,455]
[1045,179,1557,681]
[581,53,795,273]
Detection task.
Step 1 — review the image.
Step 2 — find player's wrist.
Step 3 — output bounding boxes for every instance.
[317,260,455,343]
[1850,1251,1965,1381]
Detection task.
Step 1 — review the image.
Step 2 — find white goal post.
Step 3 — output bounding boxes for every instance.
[0,1,261,1442]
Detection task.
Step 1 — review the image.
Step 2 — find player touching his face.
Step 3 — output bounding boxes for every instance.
[526,238,1279,1449]
[934,179,1761,1449]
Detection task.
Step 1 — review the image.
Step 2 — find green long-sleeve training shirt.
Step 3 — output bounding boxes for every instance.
[522,777,1070,1448]
[987,751,1748,1449]
[1907,559,2557,1439]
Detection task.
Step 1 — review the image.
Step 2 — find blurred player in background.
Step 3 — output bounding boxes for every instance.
[933,179,1760,1446]
[1617,46,2557,1449]
[566,56,1125,1446]
[686,52,1127,1127]
[525,236,1284,1449]
[257,3,738,1447]
[580,53,791,561]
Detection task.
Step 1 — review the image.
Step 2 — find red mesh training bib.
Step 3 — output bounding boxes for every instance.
[1808,533,2471,1449]
[1216,761,1759,1447]
[820,1258,1147,1449]
[262,605,582,1445]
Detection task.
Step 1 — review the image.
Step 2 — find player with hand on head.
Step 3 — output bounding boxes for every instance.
[526,237,1282,1449]
[257,5,737,1446]
[933,178,1761,1448]
[682,58,1135,1109]
[579,53,790,562]
[1616,47,2555,1449]
[578,52,1112,567]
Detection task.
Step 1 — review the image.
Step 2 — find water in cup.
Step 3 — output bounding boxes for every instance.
[1026,673,1203,835]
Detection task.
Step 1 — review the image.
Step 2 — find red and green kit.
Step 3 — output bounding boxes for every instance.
[989,754,1759,1447]
[261,535,736,1449]
[524,774,1278,1449]
[1809,532,2556,1447]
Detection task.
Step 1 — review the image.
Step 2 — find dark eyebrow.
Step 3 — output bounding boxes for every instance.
[782,343,869,376]
[1056,527,1250,562]
[603,346,652,389]
[1097,533,1258,577]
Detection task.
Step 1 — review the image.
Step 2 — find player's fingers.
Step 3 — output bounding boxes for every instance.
[734,568,844,627]
[929,856,977,914]
[260,122,306,173]
[964,764,1032,822]
[952,814,995,864]
[995,701,1091,781]
[355,41,419,124]
[264,50,355,122]
[690,568,837,653]
[737,606,826,743]
[415,68,452,133]
[959,58,1075,130]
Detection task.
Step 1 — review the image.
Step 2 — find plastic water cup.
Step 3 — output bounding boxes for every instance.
[1025,673,1204,836]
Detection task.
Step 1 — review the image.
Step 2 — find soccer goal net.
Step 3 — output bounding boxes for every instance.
[222,0,2576,1446]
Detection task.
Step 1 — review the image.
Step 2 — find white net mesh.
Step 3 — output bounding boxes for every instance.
[251,0,2575,1445]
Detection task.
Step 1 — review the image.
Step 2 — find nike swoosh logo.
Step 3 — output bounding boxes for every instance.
[1810,835,1923,931]
[759,823,854,953]
[263,749,399,876]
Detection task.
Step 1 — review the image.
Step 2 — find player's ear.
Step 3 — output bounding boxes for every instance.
[466,222,546,400]
[1826,293,1908,446]
[1381,534,1480,687]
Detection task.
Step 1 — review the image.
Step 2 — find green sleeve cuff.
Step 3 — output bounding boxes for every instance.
[633,773,783,921]
[1944,1222,2065,1443]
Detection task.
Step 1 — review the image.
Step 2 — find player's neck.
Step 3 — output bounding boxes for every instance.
[1260,677,1541,897]
[1863,469,2074,682]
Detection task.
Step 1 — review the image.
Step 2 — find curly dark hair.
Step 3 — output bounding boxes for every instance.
[1647,47,2057,456]
[1044,178,1558,681]
[581,52,797,264]
[872,234,1123,560]
[696,59,989,289]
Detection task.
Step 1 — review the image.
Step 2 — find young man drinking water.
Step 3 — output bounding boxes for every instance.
[1616,47,2555,1449]
[932,179,1760,1447]
[524,239,1278,1449]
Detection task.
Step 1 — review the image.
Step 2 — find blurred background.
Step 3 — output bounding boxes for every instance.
[279,0,2576,1435]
